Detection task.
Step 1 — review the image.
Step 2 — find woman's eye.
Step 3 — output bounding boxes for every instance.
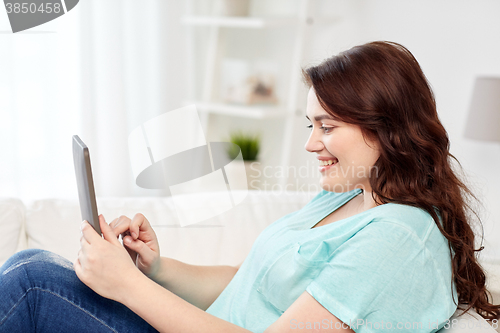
[307,124,334,133]
[320,126,334,134]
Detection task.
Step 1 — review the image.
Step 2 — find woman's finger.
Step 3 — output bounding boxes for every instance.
[80,235,90,255]
[76,249,84,270]
[121,230,131,239]
[109,215,132,237]
[109,217,119,228]
[109,217,120,236]
[74,256,82,275]
[81,220,102,244]
[80,234,89,249]
[100,215,122,246]
[130,213,151,240]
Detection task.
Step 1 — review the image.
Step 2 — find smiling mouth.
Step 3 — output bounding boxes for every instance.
[319,158,339,166]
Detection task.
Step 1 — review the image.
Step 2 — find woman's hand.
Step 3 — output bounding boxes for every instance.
[109,213,161,280]
[74,215,143,302]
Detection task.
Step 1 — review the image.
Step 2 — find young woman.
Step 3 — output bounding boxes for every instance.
[1,41,499,332]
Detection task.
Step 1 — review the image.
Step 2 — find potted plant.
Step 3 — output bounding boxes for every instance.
[225,131,261,190]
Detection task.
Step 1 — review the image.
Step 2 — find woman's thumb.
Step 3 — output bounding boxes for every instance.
[99,215,121,246]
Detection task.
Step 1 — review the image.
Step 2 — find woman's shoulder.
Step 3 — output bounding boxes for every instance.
[367,202,442,243]
[374,201,433,221]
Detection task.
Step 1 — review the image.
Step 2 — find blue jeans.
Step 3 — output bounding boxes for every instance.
[0,249,158,332]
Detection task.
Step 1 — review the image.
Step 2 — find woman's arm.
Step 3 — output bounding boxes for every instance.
[77,218,351,332]
[77,218,250,332]
[150,257,239,311]
[122,271,353,333]
[121,270,251,333]
[109,214,241,310]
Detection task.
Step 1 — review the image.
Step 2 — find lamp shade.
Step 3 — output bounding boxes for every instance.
[464,77,500,142]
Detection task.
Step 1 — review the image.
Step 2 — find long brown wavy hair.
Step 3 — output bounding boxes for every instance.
[302,41,500,320]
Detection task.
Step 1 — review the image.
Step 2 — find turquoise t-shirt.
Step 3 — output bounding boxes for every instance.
[206,189,458,332]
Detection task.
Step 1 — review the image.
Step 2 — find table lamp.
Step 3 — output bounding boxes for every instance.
[464,77,500,142]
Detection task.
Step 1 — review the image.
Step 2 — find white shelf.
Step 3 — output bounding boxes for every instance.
[184,0,316,188]
[192,102,286,119]
[181,16,298,28]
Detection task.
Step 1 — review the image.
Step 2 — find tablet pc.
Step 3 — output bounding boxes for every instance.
[72,135,101,235]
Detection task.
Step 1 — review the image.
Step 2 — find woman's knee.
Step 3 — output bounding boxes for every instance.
[5,248,46,263]
[1,249,74,280]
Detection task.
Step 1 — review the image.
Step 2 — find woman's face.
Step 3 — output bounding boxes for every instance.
[304,88,380,193]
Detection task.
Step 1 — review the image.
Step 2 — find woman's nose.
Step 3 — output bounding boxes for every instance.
[304,129,323,153]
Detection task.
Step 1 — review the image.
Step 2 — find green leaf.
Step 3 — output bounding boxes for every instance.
[225,131,261,161]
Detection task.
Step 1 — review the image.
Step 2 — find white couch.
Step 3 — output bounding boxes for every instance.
[0,191,498,332]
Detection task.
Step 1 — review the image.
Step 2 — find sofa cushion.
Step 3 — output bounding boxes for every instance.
[437,305,497,332]
[480,257,500,332]
[25,198,83,263]
[0,198,25,267]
